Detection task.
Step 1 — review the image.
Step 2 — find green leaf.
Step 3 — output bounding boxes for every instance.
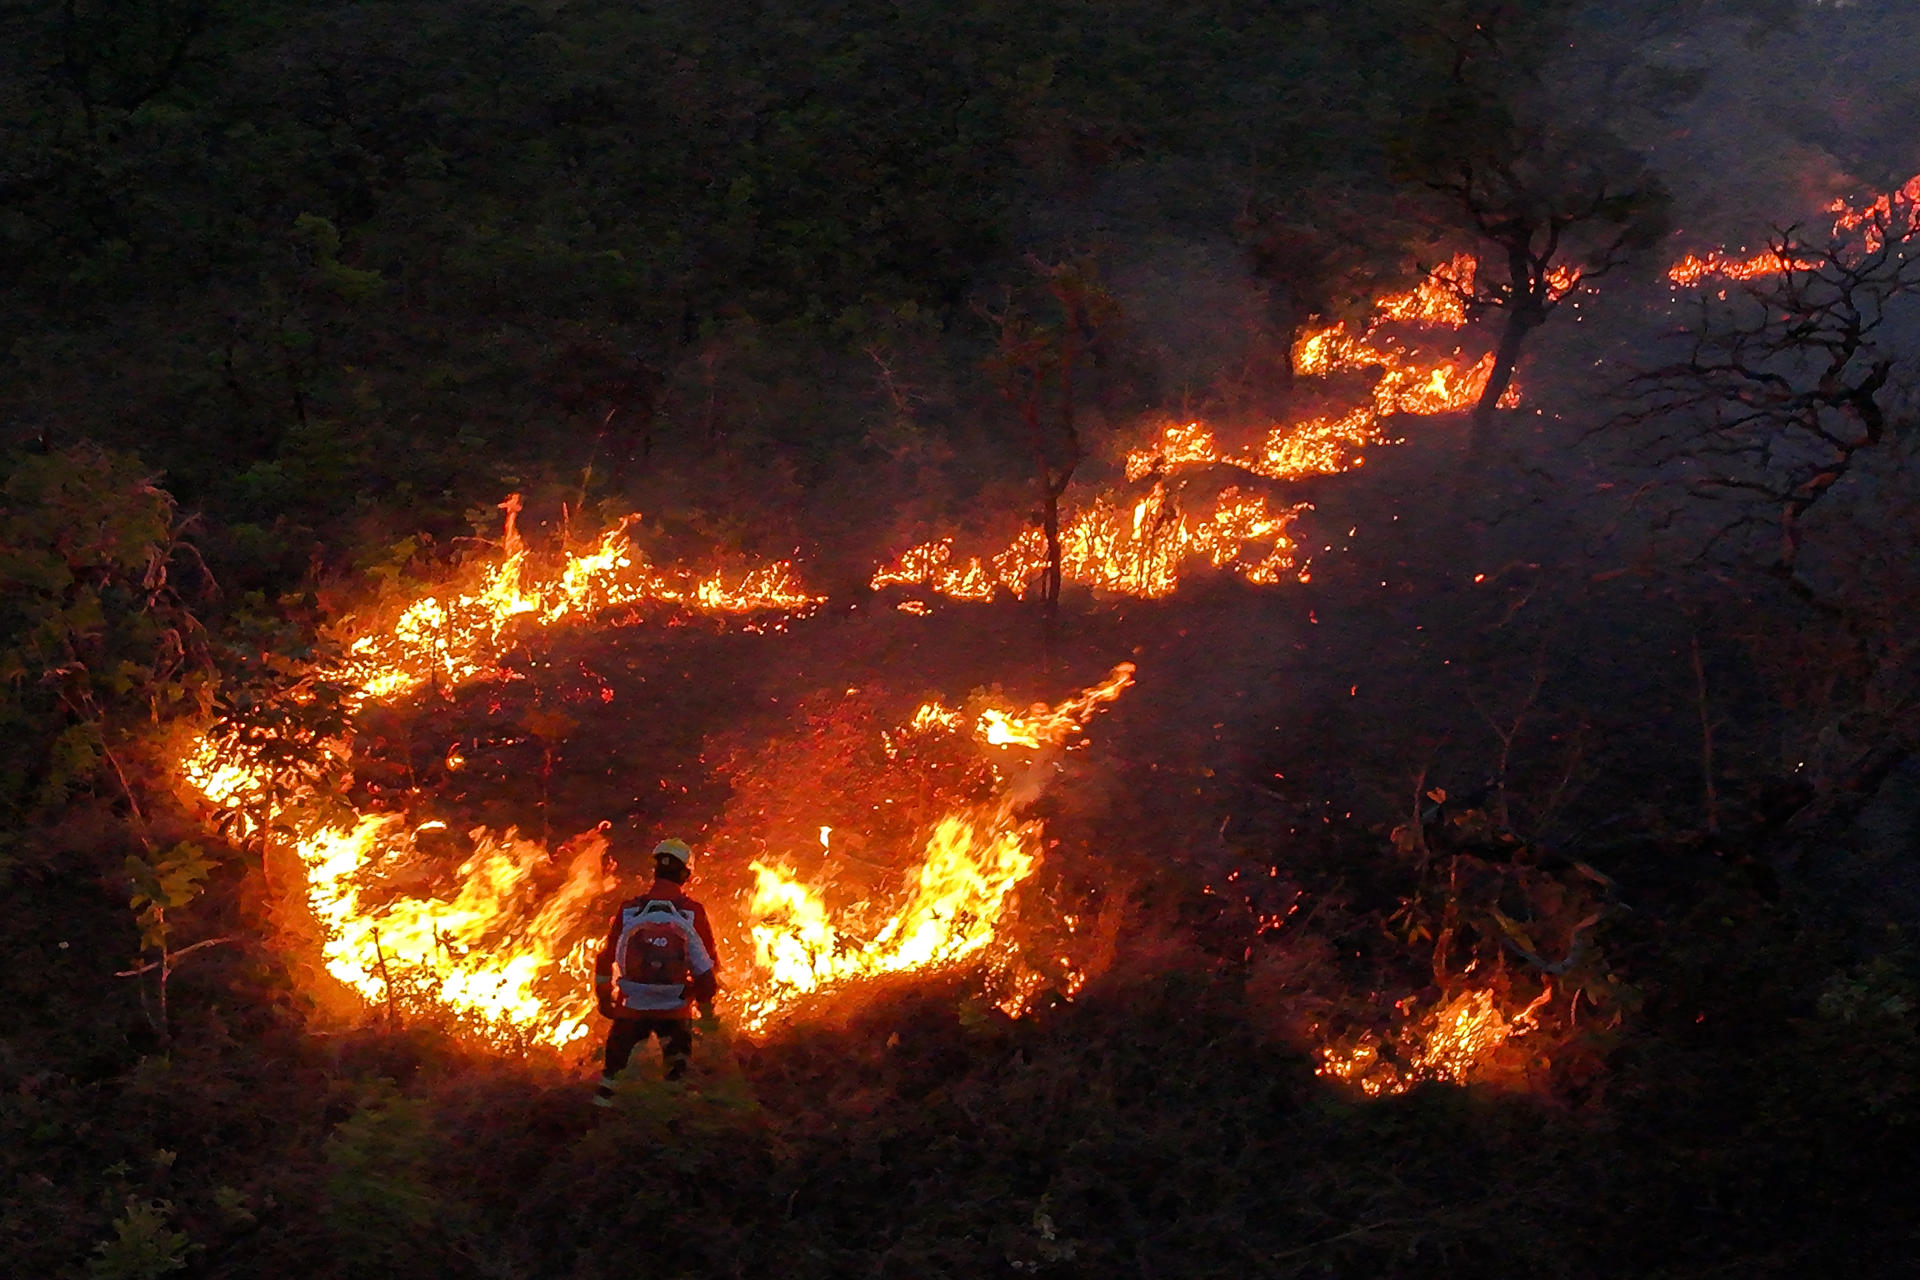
[1489,906,1537,955]
[126,844,214,950]
[88,1199,191,1280]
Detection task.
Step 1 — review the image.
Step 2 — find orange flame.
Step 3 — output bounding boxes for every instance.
[336,519,820,702]
[869,538,998,602]
[297,817,612,1046]
[872,487,1308,602]
[1828,173,1920,254]
[1371,252,1477,326]
[179,522,1135,1046]
[740,806,1040,1030]
[1664,171,1920,287]
[880,255,1509,606]
[909,700,964,734]
[735,664,1136,1030]
[1666,247,1821,287]
[1316,986,1552,1097]
[1283,256,1519,419]
[177,513,824,1046]
[978,662,1135,748]
[1124,412,1386,485]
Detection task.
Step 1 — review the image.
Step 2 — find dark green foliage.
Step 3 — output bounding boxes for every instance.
[87,1198,192,1280]
[3,4,1918,1278]
[0,444,211,834]
[0,1,1491,587]
[3,925,1915,1279]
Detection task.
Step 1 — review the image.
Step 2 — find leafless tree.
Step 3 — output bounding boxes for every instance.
[1619,208,1920,601]
[1619,200,1920,851]
[1434,156,1664,449]
[985,257,1117,649]
[1400,4,1672,468]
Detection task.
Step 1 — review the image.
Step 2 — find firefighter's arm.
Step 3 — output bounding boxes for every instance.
[690,903,721,977]
[592,911,621,1017]
[687,904,721,1005]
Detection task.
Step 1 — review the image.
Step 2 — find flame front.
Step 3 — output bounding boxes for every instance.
[1666,170,1920,286]
[299,817,611,1046]
[740,806,1040,1030]
[876,253,1515,604]
[1828,173,1920,254]
[178,521,1135,1047]
[873,486,1308,603]
[1665,247,1821,287]
[1316,987,1553,1097]
[736,663,1136,1029]
[979,661,1135,748]
[339,522,820,702]
[179,515,828,1047]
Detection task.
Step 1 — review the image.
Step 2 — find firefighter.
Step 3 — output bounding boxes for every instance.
[592,838,719,1104]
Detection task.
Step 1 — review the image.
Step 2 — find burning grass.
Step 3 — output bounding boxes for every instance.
[173,480,1608,1096]
[178,512,1142,1049]
[162,173,1908,1080]
[1315,983,1556,1097]
[870,252,1523,608]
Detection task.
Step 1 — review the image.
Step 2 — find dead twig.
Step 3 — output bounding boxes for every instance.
[115,935,238,978]
[1267,1216,1437,1263]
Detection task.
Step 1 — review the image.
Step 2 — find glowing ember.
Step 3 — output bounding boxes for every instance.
[1316,986,1552,1097]
[883,699,964,759]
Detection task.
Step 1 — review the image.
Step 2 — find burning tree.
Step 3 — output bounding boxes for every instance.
[1398,2,1671,465]
[985,257,1119,644]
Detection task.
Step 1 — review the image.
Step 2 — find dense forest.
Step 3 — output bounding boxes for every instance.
[5,1,1919,1277]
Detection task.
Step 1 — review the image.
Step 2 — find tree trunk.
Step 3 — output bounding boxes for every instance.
[1041,478,1063,628]
[1469,304,1535,467]
[1043,285,1080,660]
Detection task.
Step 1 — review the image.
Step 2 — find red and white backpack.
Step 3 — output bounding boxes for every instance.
[611,898,710,1011]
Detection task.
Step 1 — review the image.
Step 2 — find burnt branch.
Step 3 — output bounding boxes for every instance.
[1617,210,1920,583]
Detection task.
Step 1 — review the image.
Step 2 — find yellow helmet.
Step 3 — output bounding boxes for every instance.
[653,838,693,868]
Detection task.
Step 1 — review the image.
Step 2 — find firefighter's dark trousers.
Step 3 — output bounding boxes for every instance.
[600,1015,693,1089]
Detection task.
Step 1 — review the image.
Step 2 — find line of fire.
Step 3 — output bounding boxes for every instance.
[161,171,1920,1104]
